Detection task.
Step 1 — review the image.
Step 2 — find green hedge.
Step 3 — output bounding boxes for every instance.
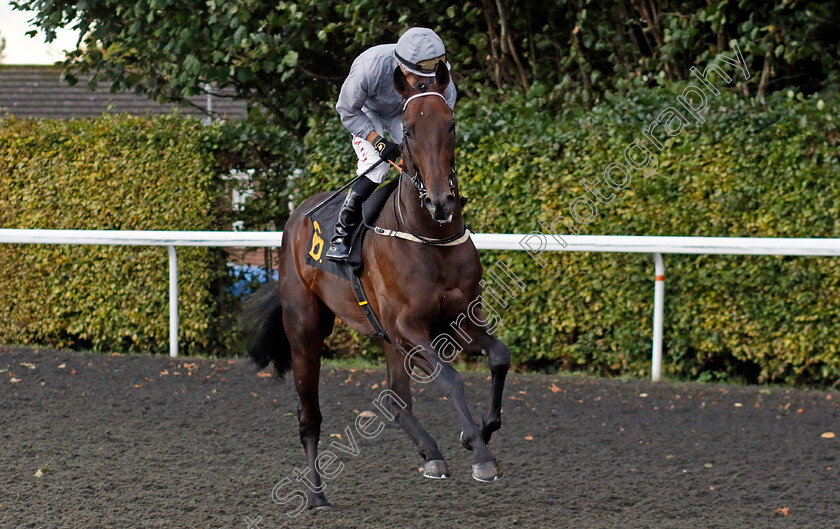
[301,87,840,386]
[0,115,229,354]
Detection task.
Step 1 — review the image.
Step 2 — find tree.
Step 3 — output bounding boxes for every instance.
[12,0,365,137]
[10,0,485,136]
[11,0,839,134]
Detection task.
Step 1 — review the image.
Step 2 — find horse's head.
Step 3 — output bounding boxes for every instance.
[394,61,457,224]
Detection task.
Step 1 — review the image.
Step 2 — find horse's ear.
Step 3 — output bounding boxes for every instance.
[393,66,409,98]
[435,61,450,92]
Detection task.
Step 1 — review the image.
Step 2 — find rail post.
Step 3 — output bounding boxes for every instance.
[167,245,179,358]
[651,252,665,381]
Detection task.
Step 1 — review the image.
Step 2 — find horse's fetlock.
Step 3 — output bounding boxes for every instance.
[462,425,482,446]
[483,416,502,433]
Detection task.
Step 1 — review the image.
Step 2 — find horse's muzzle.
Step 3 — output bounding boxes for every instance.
[424,194,456,223]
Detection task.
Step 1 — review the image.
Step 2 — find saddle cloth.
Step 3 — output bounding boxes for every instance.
[304,177,399,279]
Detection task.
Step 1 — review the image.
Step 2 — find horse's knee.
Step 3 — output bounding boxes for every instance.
[487,341,511,371]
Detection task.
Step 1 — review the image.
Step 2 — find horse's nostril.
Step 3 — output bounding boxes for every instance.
[424,197,434,209]
[445,193,455,204]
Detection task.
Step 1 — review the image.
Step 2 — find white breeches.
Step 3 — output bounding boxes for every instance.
[352,110,403,184]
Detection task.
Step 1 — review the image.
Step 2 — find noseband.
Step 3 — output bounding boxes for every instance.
[401,92,457,206]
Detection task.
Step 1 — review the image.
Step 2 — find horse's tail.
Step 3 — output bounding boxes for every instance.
[242,283,292,378]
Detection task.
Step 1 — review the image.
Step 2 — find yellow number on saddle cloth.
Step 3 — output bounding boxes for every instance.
[309,221,324,262]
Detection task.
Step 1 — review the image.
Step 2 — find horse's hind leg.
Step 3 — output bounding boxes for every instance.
[284,289,335,509]
[383,343,449,478]
[476,333,511,444]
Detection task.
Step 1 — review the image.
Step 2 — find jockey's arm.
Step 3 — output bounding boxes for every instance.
[335,58,379,142]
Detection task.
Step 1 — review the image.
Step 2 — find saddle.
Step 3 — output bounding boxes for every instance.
[304,178,398,277]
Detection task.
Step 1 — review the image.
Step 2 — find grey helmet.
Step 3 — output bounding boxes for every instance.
[394,27,451,76]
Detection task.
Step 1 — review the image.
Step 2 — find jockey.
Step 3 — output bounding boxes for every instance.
[325,27,457,262]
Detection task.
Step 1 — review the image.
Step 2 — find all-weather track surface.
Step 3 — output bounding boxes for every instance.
[1,346,838,529]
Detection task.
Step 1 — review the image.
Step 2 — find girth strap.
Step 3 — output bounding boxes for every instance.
[349,273,391,343]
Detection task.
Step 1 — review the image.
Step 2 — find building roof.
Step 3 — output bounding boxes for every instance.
[0,65,249,120]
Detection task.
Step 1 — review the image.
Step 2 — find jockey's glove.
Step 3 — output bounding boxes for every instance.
[372,134,401,163]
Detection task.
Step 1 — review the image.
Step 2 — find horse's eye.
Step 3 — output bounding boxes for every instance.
[417,82,427,91]
[403,128,411,139]
[448,122,456,134]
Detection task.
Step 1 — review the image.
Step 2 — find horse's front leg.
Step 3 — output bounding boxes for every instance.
[382,342,450,479]
[475,332,511,445]
[395,317,500,482]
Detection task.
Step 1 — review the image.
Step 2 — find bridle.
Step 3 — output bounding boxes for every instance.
[400,92,457,207]
[388,91,466,245]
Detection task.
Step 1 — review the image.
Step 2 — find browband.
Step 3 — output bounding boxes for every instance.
[403,91,447,112]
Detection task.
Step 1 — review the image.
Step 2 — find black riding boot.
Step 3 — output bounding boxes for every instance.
[325,177,378,262]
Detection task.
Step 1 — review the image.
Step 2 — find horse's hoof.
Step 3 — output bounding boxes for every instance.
[307,496,332,510]
[472,460,501,482]
[423,459,450,479]
[460,431,473,451]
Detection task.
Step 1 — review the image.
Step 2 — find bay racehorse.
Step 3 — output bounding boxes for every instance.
[247,61,511,509]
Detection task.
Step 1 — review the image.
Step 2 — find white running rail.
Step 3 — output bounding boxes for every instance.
[0,230,283,359]
[3,229,840,379]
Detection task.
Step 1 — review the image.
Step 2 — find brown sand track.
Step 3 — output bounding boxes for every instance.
[1,346,838,529]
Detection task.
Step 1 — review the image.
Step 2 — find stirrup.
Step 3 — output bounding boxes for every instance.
[325,241,350,261]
